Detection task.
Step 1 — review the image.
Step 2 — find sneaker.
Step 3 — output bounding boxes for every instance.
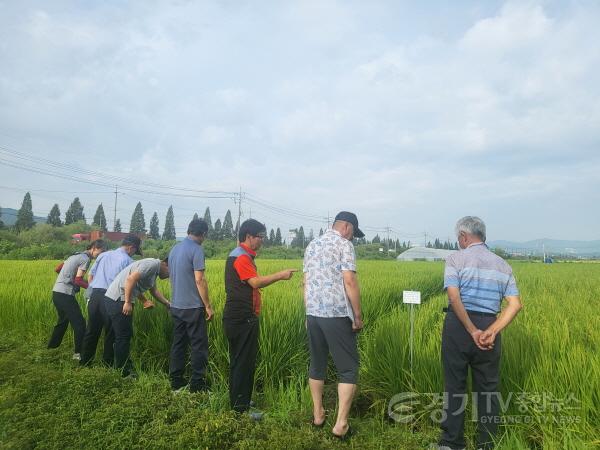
[122,370,138,380]
[72,353,81,361]
[247,410,264,421]
[143,299,155,309]
[428,445,464,450]
[172,385,189,394]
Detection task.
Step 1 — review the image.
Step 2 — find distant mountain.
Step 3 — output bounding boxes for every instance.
[0,207,46,226]
[488,239,600,257]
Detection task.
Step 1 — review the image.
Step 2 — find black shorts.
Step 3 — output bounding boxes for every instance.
[307,315,359,384]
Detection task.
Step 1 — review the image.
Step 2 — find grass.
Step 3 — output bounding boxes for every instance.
[0,259,598,449]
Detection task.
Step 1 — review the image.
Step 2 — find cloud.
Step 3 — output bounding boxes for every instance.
[1,1,599,240]
[460,3,552,53]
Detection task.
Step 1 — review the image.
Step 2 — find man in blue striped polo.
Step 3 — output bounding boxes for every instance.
[436,216,522,450]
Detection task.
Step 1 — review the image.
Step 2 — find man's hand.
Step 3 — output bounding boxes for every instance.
[352,317,364,332]
[122,302,133,316]
[471,329,493,351]
[205,305,214,321]
[479,328,497,349]
[278,269,298,280]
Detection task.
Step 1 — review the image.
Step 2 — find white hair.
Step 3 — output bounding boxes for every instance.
[455,216,486,242]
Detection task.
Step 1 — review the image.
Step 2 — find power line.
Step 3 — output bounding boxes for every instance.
[0,158,237,199]
[0,185,113,195]
[0,146,237,196]
[1,145,430,239]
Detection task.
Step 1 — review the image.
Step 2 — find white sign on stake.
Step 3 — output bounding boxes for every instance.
[402,290,421,386]
[403,290,421,304]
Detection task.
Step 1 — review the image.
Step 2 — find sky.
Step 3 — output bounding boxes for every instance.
[1,0,599,242]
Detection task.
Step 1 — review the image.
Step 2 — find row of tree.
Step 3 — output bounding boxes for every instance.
[3,193,458,249]
[370,235,459,250]
[426,238,460,250]
[5,193,279,243]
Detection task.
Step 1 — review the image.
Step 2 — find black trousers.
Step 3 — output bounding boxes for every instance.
[440,310,502,450]
[223,317,259,412]
[103,296,134,376]
[169,307,209,390]
[80,288,115,366]
[48,291,86,353]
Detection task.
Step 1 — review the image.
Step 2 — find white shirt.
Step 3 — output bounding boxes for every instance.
[303,229,357,320]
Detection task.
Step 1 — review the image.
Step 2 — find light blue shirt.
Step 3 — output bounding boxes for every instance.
[444,242,519,314]
[89,247,133,290]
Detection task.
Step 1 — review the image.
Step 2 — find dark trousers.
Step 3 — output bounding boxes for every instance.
[440,311,502,450]
[223,317,259,412]
[103,296,134,376]
[80,288,115,366]
[307,315,359,384]
[48,291,86,353]
[169,307,209,390]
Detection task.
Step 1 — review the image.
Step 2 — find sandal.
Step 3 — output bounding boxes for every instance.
[332,425,353,441]
[312,411,326,428]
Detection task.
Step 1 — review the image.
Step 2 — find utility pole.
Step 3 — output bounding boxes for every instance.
[542,241,546,263]
[386,226,391,253]
[113,185,118,231]
[424,232,427,247]
[236,187,243,231]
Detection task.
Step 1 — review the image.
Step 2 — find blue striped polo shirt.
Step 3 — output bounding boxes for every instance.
[444,242,519,314]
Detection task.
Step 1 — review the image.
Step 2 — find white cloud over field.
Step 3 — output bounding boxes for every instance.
[1,1,599,240]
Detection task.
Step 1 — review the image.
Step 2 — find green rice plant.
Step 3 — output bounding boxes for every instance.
[1,259,598,448]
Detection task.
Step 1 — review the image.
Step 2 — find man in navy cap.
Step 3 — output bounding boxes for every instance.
[303,211,365,440]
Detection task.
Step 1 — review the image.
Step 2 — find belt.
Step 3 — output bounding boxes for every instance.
[443,307,497,318]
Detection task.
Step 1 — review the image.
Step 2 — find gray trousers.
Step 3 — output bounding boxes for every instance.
[307,315,359,384]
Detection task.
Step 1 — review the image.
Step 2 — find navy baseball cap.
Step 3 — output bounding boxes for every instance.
[334,211,365,238]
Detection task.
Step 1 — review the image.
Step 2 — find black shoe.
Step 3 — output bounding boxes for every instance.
[171,379,188,391]
[79,358,91,367]
[189,378,209,393]
[190,384,209,393]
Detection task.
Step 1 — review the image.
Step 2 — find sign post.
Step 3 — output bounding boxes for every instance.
[402,290,421,383]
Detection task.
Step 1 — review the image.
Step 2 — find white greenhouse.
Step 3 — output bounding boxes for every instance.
[396,246,456,261]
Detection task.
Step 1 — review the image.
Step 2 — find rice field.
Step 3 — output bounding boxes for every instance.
[0,259,598,449]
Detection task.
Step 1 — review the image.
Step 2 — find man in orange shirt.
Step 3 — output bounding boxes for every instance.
[222,219,296,417]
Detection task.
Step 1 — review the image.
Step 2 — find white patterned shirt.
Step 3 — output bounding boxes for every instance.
[303,229,357,321]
